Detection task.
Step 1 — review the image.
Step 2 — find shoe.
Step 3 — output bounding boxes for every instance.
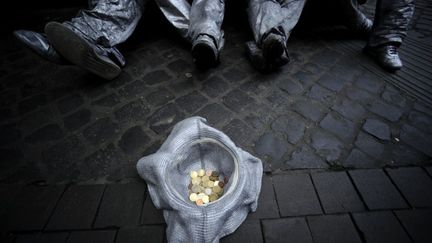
[262,33,286,63]
[192,35,218,69]
[13,30,68,65]
[245,41,269,72]
[364,44,403,71]
[44,22,121,80]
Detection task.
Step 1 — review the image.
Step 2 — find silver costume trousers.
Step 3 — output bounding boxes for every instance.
[368,0,415,47]
[64,0,146,48]
[156,0,226,49]
[247,0,307,47]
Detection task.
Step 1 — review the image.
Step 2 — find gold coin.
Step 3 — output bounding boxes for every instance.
[218,188,224,196]
[189,193,198,202]
[211,171,219,177]
[191,185,200,193]
[192,177,201,185]
[198,169,205,177]
[204,188,212,195]
[190,171,198,178]
[202,195,209,204]
[207,181,214,188]
[213,185,221,193]
[202,176,209,183]
[209,194,219,202]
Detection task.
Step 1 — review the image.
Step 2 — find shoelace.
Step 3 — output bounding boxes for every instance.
[387,45,398,55]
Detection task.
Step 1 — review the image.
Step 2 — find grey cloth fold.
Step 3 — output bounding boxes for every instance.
[137,117,263,243]
[247,0,307,47]
[368,0,415,47]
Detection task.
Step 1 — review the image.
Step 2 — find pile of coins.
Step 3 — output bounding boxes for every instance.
[188,169,227,206]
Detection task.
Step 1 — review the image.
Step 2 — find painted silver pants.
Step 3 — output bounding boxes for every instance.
[156,0,226,49]
[247,0,307,47]
[368,0,415,47]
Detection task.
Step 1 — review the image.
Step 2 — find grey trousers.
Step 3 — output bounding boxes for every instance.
[368,0,415,47]
[64,0,146,48]
[247,0,307,47]
[156,0,226,49]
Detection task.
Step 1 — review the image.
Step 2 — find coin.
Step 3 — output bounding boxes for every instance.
[196,199,204,206]
[213,185,221,193]
[211,171,219,177]
[204,188,212,195]
[190,171,198,178]
[198,169,205,177]
[209,194,219,202]
[192,177,201,185]
[189,193,198,202]
[218,181,225,188]
[207,181,214,188]
[206,170,213,176]
[191,185,201,193]
[202,176,209,183]
[202,195,209,204]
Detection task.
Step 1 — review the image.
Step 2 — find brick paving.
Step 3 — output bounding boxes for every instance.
[1,0,432,242]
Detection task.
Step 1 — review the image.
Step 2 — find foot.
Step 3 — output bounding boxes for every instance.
[44,22,121,80]
[13,30,68,65]
[262,33,286,63]
[246,41,269,72]
[192,35,218,69]
[364,44,403,71]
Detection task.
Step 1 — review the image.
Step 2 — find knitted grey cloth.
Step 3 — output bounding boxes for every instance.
[137,117,263,243]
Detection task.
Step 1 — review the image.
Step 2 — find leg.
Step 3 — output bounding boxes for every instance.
[364,0,415,71]
[155,0,191,40]
[329,0,373,35]
[45,0,146,79]
[369,0,415,47]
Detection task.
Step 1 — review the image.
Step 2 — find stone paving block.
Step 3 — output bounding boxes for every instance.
[118,126,150,154]
[386,167,432,207]
[0,184,22,218]
[19,94,47,114]
[262,217,313,243]
[146,88,175,107]
[64,109,92,131]
[142,70,172,85]
[94,183,146,228]
[349,169,407,210]
[343,149,377,169]
[201,75,230,98]
[254,132,291,167]
[141,195,165,225]
[222,67,247,83]
[4,185,65,231]
[354,132,385,159]
[400,124,432,157]
[223,89,256,113]
[308,85,334,103]
[47,185,104,230]
[278,78,304,95]
[332,98,366,121]
[56,94,84,114]
[311,171,365,214]
[221,220,263,243]
[271,113,306,144]
[381,85,407,108]
[319,113,356,142]
[355,71,383,94]
[116,226,165,243]
[353,211,412,243]
[195,103,232,126]
[407,111,432,134]
[223,119,256,149]
[148,103,184,134]
[175,91,208,114]
[317,74,345,92]
[273,174,322,216]
[67,230,116,243]
[307,214,362,243]
[114,99,150,123]
[368,100,404,122]
[25,124,64,145]
[346,86,375,104]
[426,167,432,177]
[14,232,69,243]
[91,94,120,107]
[395,209,432,243]
[247,175,279,219]
[310,129,344,162]
[292,99,328,122]
[284,145,328,169]
[362,118,391,141]
[83,118,119,145]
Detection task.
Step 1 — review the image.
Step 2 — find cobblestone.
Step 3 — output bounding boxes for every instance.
[310,129,344,162]
[83,118,119,145]
[319,113,356,142]
[118,126,150,154]
[263,217,313,243]
[362,118,391,141]
[307,214,362,243]
[271,113,306,144]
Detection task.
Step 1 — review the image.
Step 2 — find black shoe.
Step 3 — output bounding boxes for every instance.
[13,30,68,65]
[364,44,403,71]
[262,33,286,63]
[192,35,218,69]
[44,22,121,80]
[246,41,269,72]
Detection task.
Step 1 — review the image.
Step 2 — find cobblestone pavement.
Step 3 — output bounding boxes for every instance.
[1,0,432,242]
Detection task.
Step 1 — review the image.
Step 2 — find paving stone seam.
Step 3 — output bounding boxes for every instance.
[41,185,68,231]
[382,169,412,209]
[390,210,416,243]
[347,212,367,243]
[267,175,282,218]
[91,185,108,229]
[346,170,371,211]
[307,173,326,214]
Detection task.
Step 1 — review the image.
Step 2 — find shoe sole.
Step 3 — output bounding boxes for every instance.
[44,22,121,80]
[192,41,218,69]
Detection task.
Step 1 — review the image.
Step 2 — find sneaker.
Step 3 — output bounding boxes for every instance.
[262,33,286,62]
[364,44,403,71]
[44,22,121,80]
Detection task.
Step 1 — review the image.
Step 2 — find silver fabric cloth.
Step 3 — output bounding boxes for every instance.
[137,117,263,243]
[156,0,226,49]
[247,0,307,47]
[368,0,415,47]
